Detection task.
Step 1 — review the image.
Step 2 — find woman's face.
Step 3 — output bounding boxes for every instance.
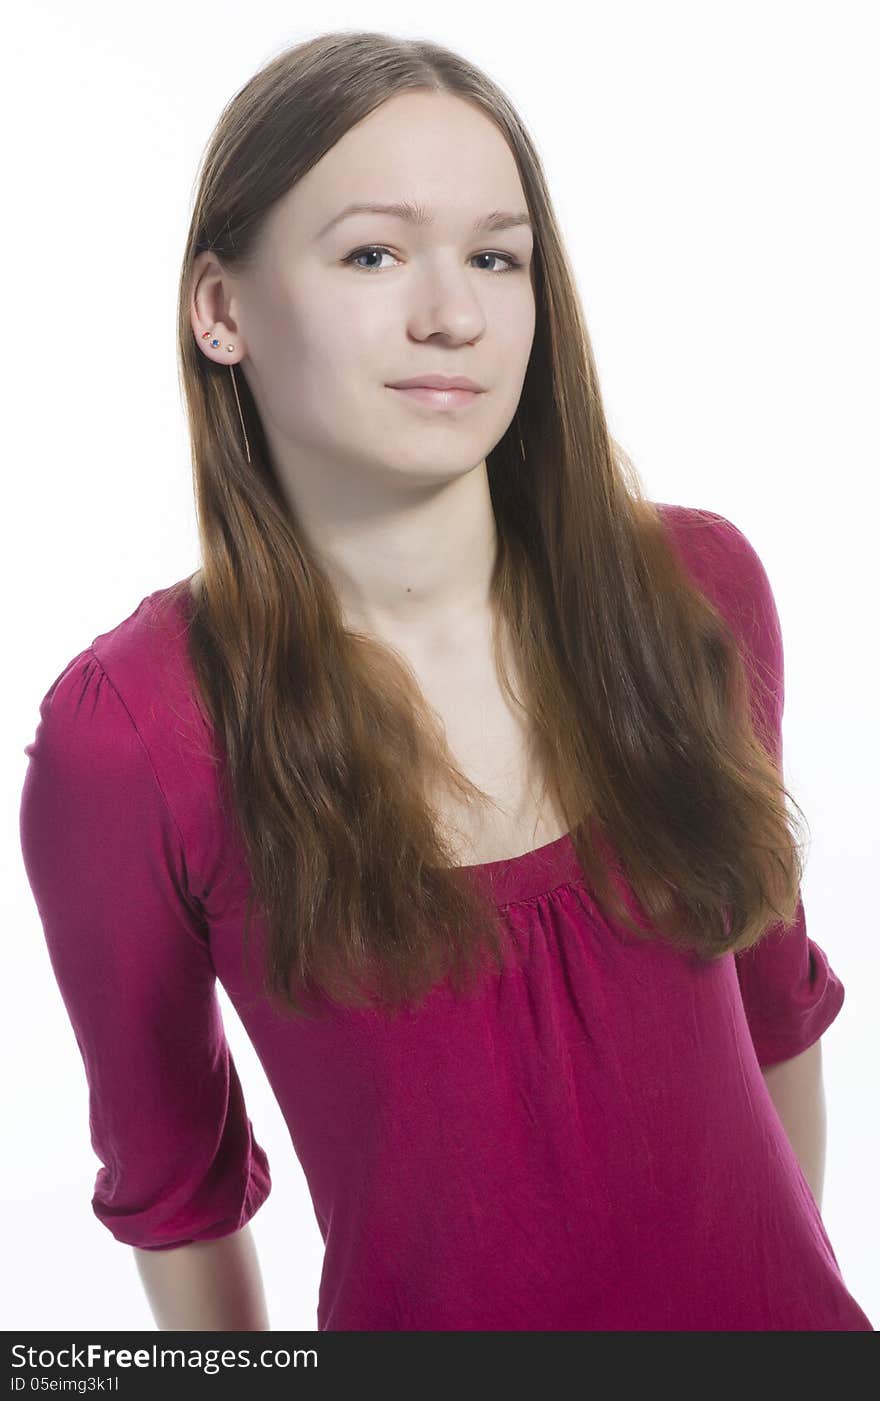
[199,89,536,505]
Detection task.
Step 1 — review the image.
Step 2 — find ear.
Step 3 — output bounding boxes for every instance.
[189,251,247,365]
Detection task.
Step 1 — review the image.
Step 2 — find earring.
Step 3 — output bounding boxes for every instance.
[201,325,251,464]
[201,329,236,353]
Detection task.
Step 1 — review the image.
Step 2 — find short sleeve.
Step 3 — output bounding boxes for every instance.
[698,513,846,1069]
[18,648,272,1249]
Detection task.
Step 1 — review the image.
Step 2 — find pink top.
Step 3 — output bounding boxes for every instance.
[19,504,873,1330]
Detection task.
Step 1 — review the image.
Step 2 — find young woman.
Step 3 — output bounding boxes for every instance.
[19,31,873,1331]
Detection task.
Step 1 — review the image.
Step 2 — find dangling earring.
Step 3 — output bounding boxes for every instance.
[201,326,251,464]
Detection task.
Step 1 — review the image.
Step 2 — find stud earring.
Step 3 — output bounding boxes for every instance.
[201,330,237,353]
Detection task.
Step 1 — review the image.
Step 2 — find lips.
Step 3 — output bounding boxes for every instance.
[386,375,485,392]
[389,384,482,409]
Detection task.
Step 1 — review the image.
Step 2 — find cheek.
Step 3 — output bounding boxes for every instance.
[290,288,392,381]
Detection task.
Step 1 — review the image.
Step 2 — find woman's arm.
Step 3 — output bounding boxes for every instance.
[133,1222,270,1330]
[760,1038,827,1212]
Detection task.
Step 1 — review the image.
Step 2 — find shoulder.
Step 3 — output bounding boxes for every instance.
[27,579,186,729]
[23,577,224,904]
[654,500,768,572]
[90,577,198,713]
[653,501,782,650]
[652,501,786,755]
[33,578,207,771]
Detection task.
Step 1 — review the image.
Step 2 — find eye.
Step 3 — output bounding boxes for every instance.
[341,245,523,274]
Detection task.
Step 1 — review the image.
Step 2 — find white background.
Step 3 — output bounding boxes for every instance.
[4,0,877,1331]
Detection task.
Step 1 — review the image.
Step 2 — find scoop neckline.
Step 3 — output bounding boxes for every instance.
[170,577,584,905]
[451,828,583,904]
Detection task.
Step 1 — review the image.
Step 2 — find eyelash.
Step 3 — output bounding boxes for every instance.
[341,245,523,275]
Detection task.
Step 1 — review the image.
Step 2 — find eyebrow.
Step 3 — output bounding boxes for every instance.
[316,200,533,240]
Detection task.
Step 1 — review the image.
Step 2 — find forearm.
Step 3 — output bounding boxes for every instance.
[133,1222,270,1330]
[760,1038,827,1211]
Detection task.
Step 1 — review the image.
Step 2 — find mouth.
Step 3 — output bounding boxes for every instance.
[387,385,483,410]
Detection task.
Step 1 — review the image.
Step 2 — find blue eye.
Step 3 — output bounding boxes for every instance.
[342,245,523,274]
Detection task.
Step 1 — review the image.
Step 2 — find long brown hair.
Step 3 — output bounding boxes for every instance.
[171,30,807,1019]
